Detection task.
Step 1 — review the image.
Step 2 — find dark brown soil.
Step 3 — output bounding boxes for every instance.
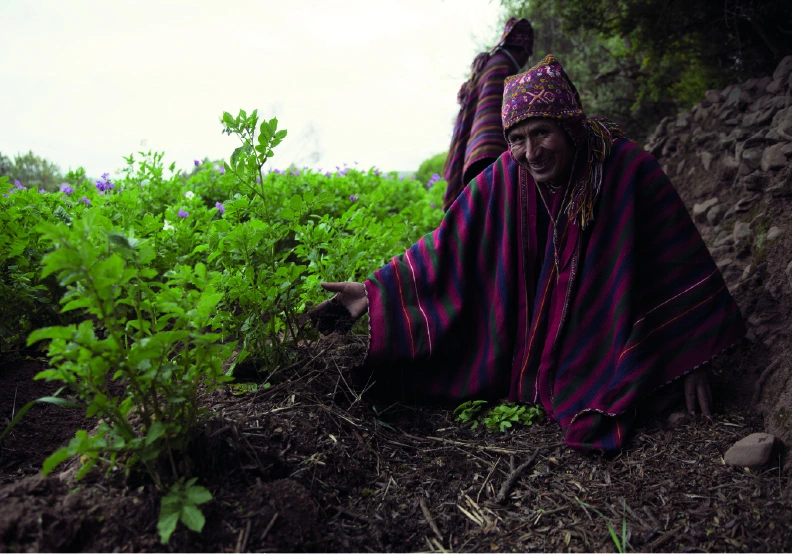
[0,335,790,553]
[0,358,89,483]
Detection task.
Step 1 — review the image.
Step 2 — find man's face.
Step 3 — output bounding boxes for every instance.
[506,118,575,185]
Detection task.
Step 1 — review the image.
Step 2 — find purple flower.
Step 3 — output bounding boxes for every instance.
[290,169,300,176]
[215,202,226,214]
[257,176,261,184]
[324,171,331,177]
[38,189,46,194]
[354,161,358,165]
[374,169,381,177]
[194,159,200,166]
[178,209,189,218]
[2,194,8,198]
[349,194,358,202]
[273,169,282,175]
[59,184,74,195]
[219,166,225,175]
[96,173,114,192]
[14,180,24,190]
[430,202,436,208]
[81,196,91,206]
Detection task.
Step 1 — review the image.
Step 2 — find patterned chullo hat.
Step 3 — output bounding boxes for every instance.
[501,54,584,133]
[501,54,626,229]
[497,17,534,51]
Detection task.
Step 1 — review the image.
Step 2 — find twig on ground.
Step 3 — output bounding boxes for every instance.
[496,448,542,504]
[420,498,444,543]
[477,456,501,503]
[259,512,279,543]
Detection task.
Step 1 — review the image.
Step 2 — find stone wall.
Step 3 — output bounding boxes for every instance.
[644,56,792,444]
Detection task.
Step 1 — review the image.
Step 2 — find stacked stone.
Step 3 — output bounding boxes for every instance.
[644,56,792,449]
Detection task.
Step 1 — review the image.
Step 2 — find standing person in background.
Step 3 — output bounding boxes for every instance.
[441,17,534,210]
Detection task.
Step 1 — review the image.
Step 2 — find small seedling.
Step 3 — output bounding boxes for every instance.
[454,400,488,428]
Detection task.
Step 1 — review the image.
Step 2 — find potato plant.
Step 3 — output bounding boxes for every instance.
[0,110,445,543]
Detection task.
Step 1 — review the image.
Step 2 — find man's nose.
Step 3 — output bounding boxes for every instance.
[524,138,541,162]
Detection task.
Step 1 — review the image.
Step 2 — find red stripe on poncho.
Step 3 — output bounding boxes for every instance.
[361,139,744,453]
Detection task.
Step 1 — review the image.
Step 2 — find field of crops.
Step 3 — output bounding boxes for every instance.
[0,109,445,542]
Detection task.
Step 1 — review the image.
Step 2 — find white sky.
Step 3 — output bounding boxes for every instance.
[1,0,506,178]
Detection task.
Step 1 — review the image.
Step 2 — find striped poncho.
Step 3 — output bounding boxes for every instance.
[442,50,520,210]
[360,139,745,453]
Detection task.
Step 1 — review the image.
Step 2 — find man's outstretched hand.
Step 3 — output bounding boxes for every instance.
[306,282,368,335]
[683,366,713,416]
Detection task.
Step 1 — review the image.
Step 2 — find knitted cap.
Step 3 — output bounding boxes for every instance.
[498,17,534,51]
[501,55,585,132]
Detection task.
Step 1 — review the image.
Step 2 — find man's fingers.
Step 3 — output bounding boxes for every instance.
[684,377,696,415]
[321,282,348,293]
[697,383,711,417]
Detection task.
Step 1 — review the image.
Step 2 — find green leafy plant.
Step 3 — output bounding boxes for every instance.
[27,211,233,540]
[157,477,213,544]
[575,497,627,553]
[454,400,488,428]
[1,108,446,543]
[483,402,543,432]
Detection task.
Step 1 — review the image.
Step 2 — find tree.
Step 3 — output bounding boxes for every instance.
[0,150,63,191]
[415,152,447,186]
[498,0,791,141]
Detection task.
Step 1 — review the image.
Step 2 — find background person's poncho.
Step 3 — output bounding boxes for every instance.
[441,18,533,211]
[360,140,745,453]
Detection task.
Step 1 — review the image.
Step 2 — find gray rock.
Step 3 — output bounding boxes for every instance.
[734,221,752,244]
[743,131,773,149]
[724,118,740,126]
[724,86,743,107]
[766,78,782,94]
[770,96,788,110]
[667,412,687,428]
[721,154,740,173]
[707,204,725,226]
[705,89,721,104]
[724,433,777,468]
[693,197,719,219]
[715,230,734,247]
[692,131,717,145]
[701,151,714,171]
[761,143,792,172]
[662,137,679,157]
[741,147,763,170]
[742,172,767,192]
[734,196,758,214]
[766,181,792,198]
[748,95,770,113]
[755,76,771,92]
[675,112,691,128]
[648,137,666,157]
[676,159,686,176]
[742,112,759,126]
[766,226,782,241]
[773,55,792,82]
[738,162,754,176]
[771,107,792,139]
[716,257,734,270]
[755,107,776,127]
[709,244,733,258]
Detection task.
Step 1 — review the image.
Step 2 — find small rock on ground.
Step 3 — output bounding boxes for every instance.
[724,433,777,468]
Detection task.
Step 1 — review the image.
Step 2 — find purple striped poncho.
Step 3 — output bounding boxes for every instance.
[361,139,744,453]
[442,50,519,210]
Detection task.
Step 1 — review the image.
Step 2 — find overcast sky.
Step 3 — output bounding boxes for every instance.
[1,0,507,179]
